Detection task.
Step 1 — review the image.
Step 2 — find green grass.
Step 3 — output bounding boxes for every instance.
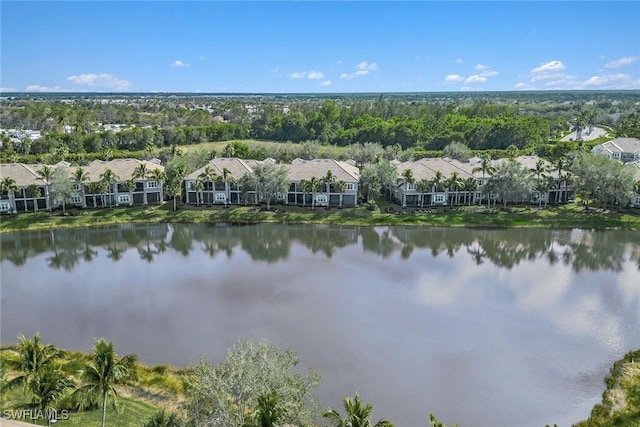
[2,201,639,233]
[0,346,186,426]
[0,386,159,426]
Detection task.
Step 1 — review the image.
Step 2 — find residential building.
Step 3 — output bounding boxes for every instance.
[1,159,165,213]
[0,163,48,213]
[185,157,260,205]
[592,137,640,163]
[284,158,360,207]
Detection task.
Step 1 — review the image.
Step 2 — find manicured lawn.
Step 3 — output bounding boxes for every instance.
[1,201,639,233]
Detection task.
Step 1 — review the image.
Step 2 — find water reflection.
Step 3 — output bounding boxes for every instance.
[2,223,639,272]
[1,223,639,427]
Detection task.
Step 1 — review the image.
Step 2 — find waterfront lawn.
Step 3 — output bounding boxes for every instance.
[1,201,639,232]
[0,387,160,426]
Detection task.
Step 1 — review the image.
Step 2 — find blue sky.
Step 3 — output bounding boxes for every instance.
[1,1,639,93]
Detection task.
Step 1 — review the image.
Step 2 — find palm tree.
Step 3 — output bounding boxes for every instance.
[446,172,462,206]
[309,176,321,209]
[74,339,137,427]
[416,178,431,208]
[323,170,335,207]
[463,177,478,205]
[28,365,74,427]
[3,333,61,391]
[123,179,136,206]
[149,168,166,204]
[99,169,118,208]
[553,156,569,204]
[300,179,310,207]
[472,154,495,208]
[1,176,18,214]
[191,178,204,206]
[143,410,185,427]
[531,159,549,208]
[132,163,150,205]
[323,393,395,427]
[25,184,42,212]
[198,165,216,205]
[37,165,54,211]
[251,390,286,427]
[430,171,444,205]
[334,180,347,208]
[73,167,90,208]
[400,169,415,207]
[221,167,232,206]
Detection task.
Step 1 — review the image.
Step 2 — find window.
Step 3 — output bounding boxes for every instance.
[147,181,158,189]
[477,179,483,186]
[407,183,415,190]
[434,194,445,203]
[118,194,130,204]
[346,183,355,191]
[71,196,82,204]
[0,201,10,211]
[215,193,226,201]
[316,194,328,203]
[74,184,81,191]
[275,192,284,200]
[186,181,192,190]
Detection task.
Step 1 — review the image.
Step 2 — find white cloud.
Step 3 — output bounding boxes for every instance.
[0,87,16,92]
[336,60,343,65]
[605,56,638,69]
[67,73,131,90]
[465,74,487,84]
[289,70,325,80]
[357,61,378,71]
[171,60,188,68]
[531,73,565,82]
[319,80,332,87]
[531,60,566,74]
[444,74,464,83]
[475,64,488,70]
[599,55,606,60]
[307,71,324,80]
[455,58,463,64]
[199,56,206,61]
[583,73,635,87]
[25,84,62,92]
[460,86,474,91]
[514,82,534,90]
[340,61,378,80]
[479,70,498,77]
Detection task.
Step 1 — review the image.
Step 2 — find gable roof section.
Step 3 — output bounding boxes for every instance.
[285,159,360,182]
[186,157,257,180]
[0,163,47,187]
[596,137,640,154]
[82,159,164,182]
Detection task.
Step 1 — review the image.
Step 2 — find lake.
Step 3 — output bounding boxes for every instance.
[1,223,639,427]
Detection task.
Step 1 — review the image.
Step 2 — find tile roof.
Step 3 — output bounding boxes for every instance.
[0,163,46,187]
[186,157,259,180]
[1,159,164,186]
[284,159,360,182]
[595,137,640,154]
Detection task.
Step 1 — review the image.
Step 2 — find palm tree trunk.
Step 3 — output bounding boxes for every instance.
[101,391,107,427]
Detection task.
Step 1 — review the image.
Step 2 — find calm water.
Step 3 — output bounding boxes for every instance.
[1,223,639,427]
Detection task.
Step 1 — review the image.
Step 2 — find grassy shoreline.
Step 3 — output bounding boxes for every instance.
[1,201,639,233]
